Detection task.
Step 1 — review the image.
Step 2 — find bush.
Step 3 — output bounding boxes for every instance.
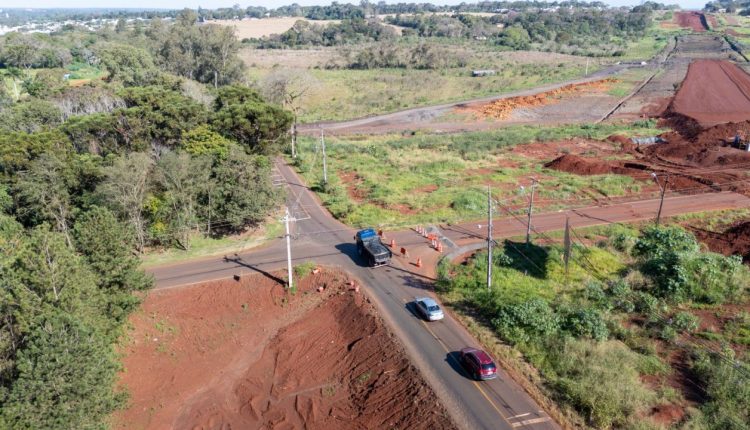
[633,225,699,260]
[691,351,750,429]
[673,311,699,333]
[562,308,610,341]
[491,298,560,345]
[547,339,656,428]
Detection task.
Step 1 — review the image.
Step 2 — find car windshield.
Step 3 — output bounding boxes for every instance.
[428,305,440,312]
[481,363,495,370]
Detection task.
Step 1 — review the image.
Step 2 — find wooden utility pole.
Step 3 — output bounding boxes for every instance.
[526,178,537,246]
[487,185,492,290]
[653,173,669,226]
[320,127,328,185]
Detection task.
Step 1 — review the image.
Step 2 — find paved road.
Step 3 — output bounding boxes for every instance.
[297,64,630,136]
[148,159,750,430]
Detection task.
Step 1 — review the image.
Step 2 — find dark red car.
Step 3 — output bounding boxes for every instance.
[460,347,497,381]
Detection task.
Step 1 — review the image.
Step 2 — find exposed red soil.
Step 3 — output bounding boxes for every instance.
[675,11,708,32]
[115,269,455,430]
[725,14,740,26]
[726,28,742,37]
[650,403,686,428]
[707,15,718,29]
[690,220,750,262]
[546,119,750,197]
[668,60,750,128]
[339,171,369,203]
[458,78,617,120]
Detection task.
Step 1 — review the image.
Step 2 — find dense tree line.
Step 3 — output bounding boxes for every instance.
[0,14,292,427]
[256,18,396,48]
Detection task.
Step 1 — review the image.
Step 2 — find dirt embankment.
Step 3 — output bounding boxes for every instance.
[459,78,617,120]
[691,221,750,262]
[667,60,750,129]
[115,269,455,430]
[675,11,708,32]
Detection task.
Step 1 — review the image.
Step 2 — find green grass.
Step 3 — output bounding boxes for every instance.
[295,122,664,228]
[65,62,104,80]
[140,219,284,267]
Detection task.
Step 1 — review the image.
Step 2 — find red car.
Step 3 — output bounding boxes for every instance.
[460,347,498,381]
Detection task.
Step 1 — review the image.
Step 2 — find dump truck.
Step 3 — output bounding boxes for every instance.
[355,228,392,267]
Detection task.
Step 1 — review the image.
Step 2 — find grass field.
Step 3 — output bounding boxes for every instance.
[244,47,604,122]
[213,17,339,39]
[293,122,664,228]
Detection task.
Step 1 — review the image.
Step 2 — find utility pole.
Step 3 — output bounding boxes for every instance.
[653,173,669,226]
[526,178,537,246]
[291,118,297,158]
[585,57,590,77]
[487,185,492,290]
[284,207,294,290]
[320,127,328,185]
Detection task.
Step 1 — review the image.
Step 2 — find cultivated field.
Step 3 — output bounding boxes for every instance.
[212,17,338,39]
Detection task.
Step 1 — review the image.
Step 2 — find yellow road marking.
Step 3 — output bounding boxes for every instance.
[405,299,513,428]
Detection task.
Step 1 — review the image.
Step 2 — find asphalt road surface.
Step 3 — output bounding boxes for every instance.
[148,158,750,430]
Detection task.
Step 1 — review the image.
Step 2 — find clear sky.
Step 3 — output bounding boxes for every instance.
[0,0,703,11]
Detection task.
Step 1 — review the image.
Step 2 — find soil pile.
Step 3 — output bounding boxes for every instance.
[544,154,614,175]
[692,221,750,262]
[115,269,455,430]
[674,12,708,32]
[669,60,750,128]
[463,78,617,120]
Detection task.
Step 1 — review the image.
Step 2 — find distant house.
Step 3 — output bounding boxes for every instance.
[472,70,496,77]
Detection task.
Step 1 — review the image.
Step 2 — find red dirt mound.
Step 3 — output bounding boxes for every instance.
[691,221,750,262]
[115,269,455,430]
[675,11,708,32]
[669,60,750,128]
[544,154,614,175]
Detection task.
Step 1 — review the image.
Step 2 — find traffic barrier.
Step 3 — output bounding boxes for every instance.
[436,242,443,253]
[416,258,422,268]
[390,238,396,248]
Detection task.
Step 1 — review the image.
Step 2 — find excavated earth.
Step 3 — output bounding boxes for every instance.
[674,11,708,32]
[691,221,750,263]
[668,60,750,129]
[114,269,455,430]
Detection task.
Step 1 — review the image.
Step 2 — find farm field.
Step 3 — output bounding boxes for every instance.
[212,17,339,39]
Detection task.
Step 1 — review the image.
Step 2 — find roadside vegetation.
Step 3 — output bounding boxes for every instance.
[293,122,664,228]
[437,224,750,429]
[0,10,292,428]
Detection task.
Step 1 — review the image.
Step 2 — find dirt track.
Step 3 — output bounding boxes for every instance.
[670,59,750,127]
[115,269,455,430]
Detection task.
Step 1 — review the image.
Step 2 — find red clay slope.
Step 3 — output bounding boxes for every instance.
[675,11,707,32]
[671,60,750,127]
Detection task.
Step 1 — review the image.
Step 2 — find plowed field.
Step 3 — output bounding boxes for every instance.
[114,269,454,430]
[670,60,750,127]
[675,11,708,32]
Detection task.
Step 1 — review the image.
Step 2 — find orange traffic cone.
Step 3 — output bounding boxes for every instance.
[416,258,422,268]
[390,238,396,248]
[437,242,443,253]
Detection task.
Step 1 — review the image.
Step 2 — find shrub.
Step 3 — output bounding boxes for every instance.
[491,298,560,345]
[633,225,699,260]
[562,308,609,341]
[672,311,699,333]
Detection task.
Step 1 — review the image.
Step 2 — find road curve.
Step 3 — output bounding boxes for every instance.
[147,159,750,430]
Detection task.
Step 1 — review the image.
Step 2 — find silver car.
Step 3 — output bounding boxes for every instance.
[415,297,444,321]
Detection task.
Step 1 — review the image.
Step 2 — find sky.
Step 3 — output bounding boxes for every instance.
[0,0,704,11]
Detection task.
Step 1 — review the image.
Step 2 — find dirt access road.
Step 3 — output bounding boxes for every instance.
[148,157,750,430]
[297,64,630,136]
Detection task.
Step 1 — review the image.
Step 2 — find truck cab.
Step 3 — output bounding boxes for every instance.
[355,229,392,267]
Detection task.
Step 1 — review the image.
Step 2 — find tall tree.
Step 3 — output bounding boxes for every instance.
[14,153,75,247]
[96,153,153,252]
